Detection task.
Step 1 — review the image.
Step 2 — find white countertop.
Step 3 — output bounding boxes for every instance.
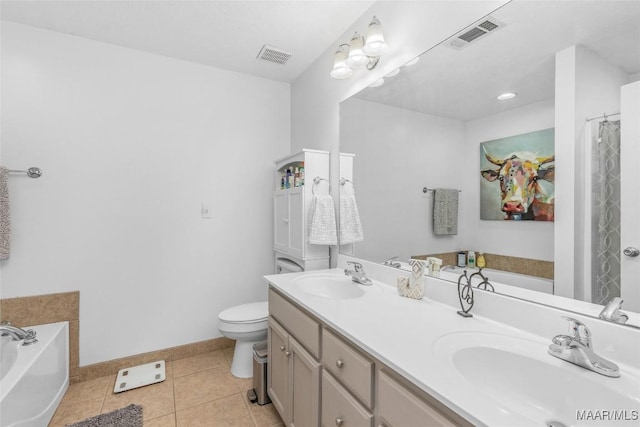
[264,268,640,427]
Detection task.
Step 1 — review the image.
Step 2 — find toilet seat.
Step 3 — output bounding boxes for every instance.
[218,301,268,324]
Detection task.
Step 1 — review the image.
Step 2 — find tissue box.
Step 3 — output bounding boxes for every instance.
[397,259,426,299]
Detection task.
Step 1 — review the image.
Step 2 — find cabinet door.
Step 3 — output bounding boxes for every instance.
[290,336,321,427]
[274,192,289,253]
[288,189,304,259]
[268,318,289,423]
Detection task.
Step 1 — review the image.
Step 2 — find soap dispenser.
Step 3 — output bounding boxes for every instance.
[477,252,486,269]
[467,250,476,269]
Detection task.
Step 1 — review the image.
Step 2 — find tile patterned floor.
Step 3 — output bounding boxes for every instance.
[49,348,284,427]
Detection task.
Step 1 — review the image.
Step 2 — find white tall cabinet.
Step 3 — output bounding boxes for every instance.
[273,149,330,271]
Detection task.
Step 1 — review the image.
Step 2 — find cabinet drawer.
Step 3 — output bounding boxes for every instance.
[377,370,460,427]
[322,371,372,427]
[269,289,320,358]
[322,328,373,408]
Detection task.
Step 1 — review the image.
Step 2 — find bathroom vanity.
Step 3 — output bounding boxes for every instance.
[265,258,640,427]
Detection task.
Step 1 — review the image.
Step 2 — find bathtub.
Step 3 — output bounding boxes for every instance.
[439,266,554,296]
[0,322,69,427]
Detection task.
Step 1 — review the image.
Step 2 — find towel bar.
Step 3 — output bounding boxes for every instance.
[8,167,42,178]
[312,176,331,195]
[423,187,460,194]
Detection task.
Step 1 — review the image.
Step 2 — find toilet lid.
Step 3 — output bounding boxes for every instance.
[218,301,268,324]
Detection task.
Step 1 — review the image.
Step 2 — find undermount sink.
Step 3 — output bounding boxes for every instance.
[434,332,640,426]
[293,273,366,299]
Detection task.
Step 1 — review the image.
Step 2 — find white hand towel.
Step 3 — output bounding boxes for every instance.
[339,194,364,244]
[0,167,10,260]
[308,194,338,245]
[433,188,458,235]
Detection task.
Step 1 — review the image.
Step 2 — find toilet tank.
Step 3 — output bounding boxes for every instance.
[276,258,304,274]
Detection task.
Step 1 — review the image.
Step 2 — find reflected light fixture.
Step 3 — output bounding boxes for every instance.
[496,92,517,100]
[369,78,385,88]
[330,16,387,79]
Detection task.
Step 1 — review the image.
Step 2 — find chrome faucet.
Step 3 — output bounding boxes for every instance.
[0,322,38,345]
[344,261,373,286]
[548,316,619,378]
[599,297,629,324]
[383,256,402,268]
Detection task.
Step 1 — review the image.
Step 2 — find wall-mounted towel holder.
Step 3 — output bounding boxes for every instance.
[423,187,460,194]
[312,176,331,195]
[340,178,354,189]
[8,167,42,179]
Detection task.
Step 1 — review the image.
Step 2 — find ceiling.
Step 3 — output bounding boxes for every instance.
[0,0,375,83]
[354,0,640,121]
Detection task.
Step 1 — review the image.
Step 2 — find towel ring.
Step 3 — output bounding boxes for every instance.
[339,178,355,190]
[312,176,330,196]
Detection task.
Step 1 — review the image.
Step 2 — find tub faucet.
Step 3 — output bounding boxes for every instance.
[383,256,402,268]
[0,322,38,346]
[344,261,373,286]
[548,316,619,377]
[599,297,628,324]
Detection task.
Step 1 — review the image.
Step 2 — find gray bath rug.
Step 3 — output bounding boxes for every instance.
[66,404,143,427]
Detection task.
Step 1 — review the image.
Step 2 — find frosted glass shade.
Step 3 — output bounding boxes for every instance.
[362,16,387,56]
[346,33,368,67]
[330,44,353,79]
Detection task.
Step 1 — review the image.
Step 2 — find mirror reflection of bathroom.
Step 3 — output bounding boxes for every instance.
[339,0,640,317]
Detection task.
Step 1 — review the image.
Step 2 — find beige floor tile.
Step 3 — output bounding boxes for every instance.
[48,397,103,427]
[145,413,177,427]
[173,350,228,378]
[224,347,234,365]
[101,379,175,420]
[59,375,113,406]
[242,392,283,427]
[173,366,248,411]
[176,393,254,427]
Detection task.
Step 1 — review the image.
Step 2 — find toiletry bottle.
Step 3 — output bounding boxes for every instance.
[477,252,486,269]
[457,251,466,267]
[467,250,476,269]
[299,164,305,186]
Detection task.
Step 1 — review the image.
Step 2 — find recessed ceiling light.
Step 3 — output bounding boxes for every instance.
[496,92,517,100]
[369,78,385,88]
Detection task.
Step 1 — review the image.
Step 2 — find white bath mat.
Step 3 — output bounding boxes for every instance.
[114,360,166,393]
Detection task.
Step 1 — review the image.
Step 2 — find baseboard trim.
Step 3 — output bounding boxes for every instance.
[76,336,234,383]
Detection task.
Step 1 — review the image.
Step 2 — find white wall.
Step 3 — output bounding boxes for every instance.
[340,98,466,262]
[464,99,555,261]
[554,45,629,299]
[0,22,290,365]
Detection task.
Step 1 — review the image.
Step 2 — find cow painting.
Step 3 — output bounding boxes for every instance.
[479,129,555,221]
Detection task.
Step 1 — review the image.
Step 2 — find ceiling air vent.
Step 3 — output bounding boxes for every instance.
[446,16,505,50]
[257,45,292,65]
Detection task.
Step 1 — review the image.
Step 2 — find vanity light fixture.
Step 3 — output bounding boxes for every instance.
[403,56,420,67]
[385,68,400,78]
[330,16,388,79]
[496,92,517,100]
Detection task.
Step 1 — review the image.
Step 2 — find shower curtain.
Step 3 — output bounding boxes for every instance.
[593,120,621,305]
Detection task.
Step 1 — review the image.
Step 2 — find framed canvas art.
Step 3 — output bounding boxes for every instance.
[480,128,555,221]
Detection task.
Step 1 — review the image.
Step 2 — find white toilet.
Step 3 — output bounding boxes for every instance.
[218,258,304,378]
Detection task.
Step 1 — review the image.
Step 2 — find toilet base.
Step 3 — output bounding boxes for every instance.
[230,339,264,378]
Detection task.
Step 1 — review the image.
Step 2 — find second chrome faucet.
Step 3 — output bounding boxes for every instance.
[344,261,373,286]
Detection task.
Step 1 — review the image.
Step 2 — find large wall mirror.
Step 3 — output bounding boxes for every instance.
[339,1,640,326]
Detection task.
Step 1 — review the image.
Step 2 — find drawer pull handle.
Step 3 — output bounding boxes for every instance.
[336,359,344,369]
[285,350,291,357]
[280,345,286,352]
[282,218,289,223]
[335,417,344,426]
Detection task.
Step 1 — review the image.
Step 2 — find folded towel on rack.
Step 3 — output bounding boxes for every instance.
[308,194,338,245]
[0,167,10,260]
[339,193,363,245]
[433,188,458,235]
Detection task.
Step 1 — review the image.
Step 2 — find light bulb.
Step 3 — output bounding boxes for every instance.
[362,16,388,56]
[330,44,353,79]
[346,33,368,67]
